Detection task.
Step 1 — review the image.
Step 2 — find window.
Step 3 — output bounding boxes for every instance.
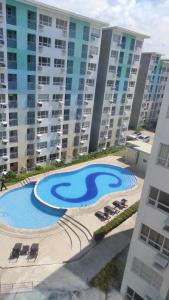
[27,75,35,90]
[9,130,17,143]
[64,109,69,121]
[121,36,126,49]
[39,57,50,67]
[82,44,88,59]
[68,42,75,56]
[0,113,6,122]
[7,30,17,48]
[130,38,135,51]
[50,140,57,147]
[83,26,89,41]
[126,67,130,78]
[111,50,118,58]
[66,78,72,90]
[69,22,76,38]
[53,77,64,86]
[28,11,36,30]
[27,55,36,71]
[54,59,64,68]
[0,131,6,140]
[38,94,49,102]
[38,76,50,85]
[37,111,48,119]
[115,80,120,91]
[109,65,116,73]
[27,34,36,51]
[117,66,122,77]
[79,78,84,91]
[56,18,67,30]
[55,39,66,49]
[27,128,35,140]
[135,40,143,49]
[7,52,17,69]
[128,53,133,65]
[6,5,16,25]
[39,14,52,27]
[51,125,61,133]
[36,156,46,163]
[0,51,4,63]
[39,36,51,47]
[62,138,67,148]
[76,108,82,120]
[74,136,79,146]
[131,257,163,289]
[9,112,18,126]
[148,186,169,214]
[91,27,100,38]
[37,127,48,134]
[113,34,121,43]
[107,80,114,87]
[27,94,35,107]
[140,224,169,257]
[27,144,34,156]
[52,110,62,118]
[63,124,68,135]
[157,143,169,167]
[86,79,94,86]
[8,74,17,90]
[88,63,96,71]
[133,54,140,62]
[89,46,98,55]
[129,81,135,87]
[37,141,47,149]
[85,94,93,101]
[65,94,71,106]
[52,94,63,102]
[123,81,128,91]
[119,52,124,64]
[80,61,86,75]
[67,60,73,74]
[0,94,5,104]
[84,108,91,115]
[27,112,35,124]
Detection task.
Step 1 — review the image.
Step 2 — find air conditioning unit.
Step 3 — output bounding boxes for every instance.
[58,100,63,105]
[38,65,42,71]
[81,128,86,132]
[102,147,106,150]
[87,71,91,75]
[84,100,88,105]
[104,136,108,140]
[37,118,42,123]
[2,139,8,145]
[56,145,61,150]
[0,15,3,23]
[58,117,63,122]
[0,83,6,88]
[88,54,93,59]
[36,149,41,154]
[2,156,8,161]
[79,152,85,157]
[35,163,41,167]
[55,158,61,162]
[37,134,42,139]
[0,62,5,67]
[83,114,87,119]
[1,121,7,127]
[37,101,43,107]
[105,124,110,128]
[0,103,7,108]
[109,100,113,103]
[57,131,62,136]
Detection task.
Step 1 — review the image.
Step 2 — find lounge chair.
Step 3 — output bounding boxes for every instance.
[121,198,128,207]
[27,243,39,261]
[9,243,22,261]
[104,206,115,215]
[95,211,107,221]
[112,200,124,209]
[20,245,30,256]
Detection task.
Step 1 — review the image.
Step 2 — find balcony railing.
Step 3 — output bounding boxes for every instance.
[9,136,18,143]
[10,152,18,159]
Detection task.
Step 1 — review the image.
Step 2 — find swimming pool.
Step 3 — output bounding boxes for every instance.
[0,182,66,229]
[35,164,137,209]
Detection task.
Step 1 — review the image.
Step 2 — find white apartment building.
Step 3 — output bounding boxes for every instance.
[0,0,107,172]
[121,73,169,299]
[89,27,149,152]
[130,53,169,130]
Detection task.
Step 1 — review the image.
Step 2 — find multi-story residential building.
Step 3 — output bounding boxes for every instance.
[121,78,169,299]
[130,52,169,130]
[0,0,107,172]
[89,27,149,152]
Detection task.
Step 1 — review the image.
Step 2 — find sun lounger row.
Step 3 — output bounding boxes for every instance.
[9,243,39,261]
[95,199,128,221]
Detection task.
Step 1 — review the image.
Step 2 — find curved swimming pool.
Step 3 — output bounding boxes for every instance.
[35,164,137,209]
[0,182,66,229]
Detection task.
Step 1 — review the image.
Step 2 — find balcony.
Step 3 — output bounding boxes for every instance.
[7,39,17,48]
[27,83,35,90]
[27,134,35,141]
[28,64,36,71]
[10,152,18,159]
[9,120,18,126]
[8,82,17,90]
[28,42,36,52]
[9,136,18,143]
[9,101,17,108]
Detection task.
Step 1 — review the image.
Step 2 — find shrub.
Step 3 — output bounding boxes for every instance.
[93,202,139,241]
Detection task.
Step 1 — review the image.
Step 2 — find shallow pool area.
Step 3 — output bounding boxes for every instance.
[35,164,137,209]
[0,182,66,229]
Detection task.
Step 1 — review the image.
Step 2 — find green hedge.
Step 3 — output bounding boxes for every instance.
[4,146,125,185]
[93,201,139,241]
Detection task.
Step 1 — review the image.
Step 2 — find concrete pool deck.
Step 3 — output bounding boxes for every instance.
[0,156,144,291]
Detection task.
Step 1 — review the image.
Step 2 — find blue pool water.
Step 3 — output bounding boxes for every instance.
[35,164,137,209]
[0,182,66,229]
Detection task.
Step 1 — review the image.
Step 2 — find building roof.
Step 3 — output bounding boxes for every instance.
[103,26,150,39]
[19,0,108,26]
[127,140,152,154]
[143,51,164,56]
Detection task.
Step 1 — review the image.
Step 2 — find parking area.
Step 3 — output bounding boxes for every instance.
[127,129,155,145]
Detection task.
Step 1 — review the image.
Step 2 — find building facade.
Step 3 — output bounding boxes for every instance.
[0,0,106,172]
[89,27,149,152]
[130,52,169,130]
[121,79,169,299]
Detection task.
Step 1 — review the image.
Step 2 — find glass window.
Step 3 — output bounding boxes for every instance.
[83,26,89,41]
[56,18,67,30]
[39,14,52,26]
[69,22,76,38]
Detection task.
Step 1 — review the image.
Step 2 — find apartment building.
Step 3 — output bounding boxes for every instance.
[130,52,169,130]
[121,79,169,299]
[89,27,149,152]
[0,0,107,172]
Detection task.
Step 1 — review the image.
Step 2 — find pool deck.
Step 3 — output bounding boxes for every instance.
[0,156,144,292]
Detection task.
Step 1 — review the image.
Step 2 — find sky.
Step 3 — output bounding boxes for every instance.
[41,0,169,57]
